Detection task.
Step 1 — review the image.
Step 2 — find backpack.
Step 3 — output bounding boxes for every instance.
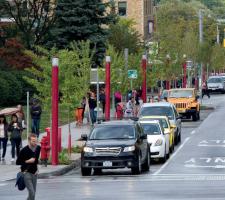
[15,172,26,191]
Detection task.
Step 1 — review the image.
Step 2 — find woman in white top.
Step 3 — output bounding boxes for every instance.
[0,115,8,161]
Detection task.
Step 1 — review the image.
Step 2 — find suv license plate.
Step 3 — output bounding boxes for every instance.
[103,161,112,167]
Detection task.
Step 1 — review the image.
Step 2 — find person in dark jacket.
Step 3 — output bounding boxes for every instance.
[89,92,97,124]
[16,133,41,200]
[30,99,42,137]
[0,115,8,161]
[8,114,23,162]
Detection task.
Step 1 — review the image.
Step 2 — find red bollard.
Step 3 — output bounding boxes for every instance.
[58,127,62,152]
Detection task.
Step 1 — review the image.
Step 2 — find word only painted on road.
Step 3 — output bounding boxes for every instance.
[198,140,225,147]
[184,157,225,169]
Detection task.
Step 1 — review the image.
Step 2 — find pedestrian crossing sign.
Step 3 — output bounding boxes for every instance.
[128,70,137,79]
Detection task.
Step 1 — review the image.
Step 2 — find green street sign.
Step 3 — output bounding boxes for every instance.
[128,70,137,79]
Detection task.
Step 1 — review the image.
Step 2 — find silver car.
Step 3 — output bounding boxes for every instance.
[138,102,182,145]
[207,76,225,93]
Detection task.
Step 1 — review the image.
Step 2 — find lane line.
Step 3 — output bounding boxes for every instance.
[153,137,190,175]
[0,183,8,187]
[191,130,196,135]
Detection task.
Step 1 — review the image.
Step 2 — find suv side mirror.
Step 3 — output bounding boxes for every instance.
[170,124,176,129]
[140,134,147,139]
[81,134,88,141]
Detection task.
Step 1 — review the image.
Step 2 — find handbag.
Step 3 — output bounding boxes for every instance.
[15,172,26,191]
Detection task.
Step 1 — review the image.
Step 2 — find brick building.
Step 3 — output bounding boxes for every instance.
[106,0,154,41]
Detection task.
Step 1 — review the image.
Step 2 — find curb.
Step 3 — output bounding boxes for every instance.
[200,106,215,110]
[38,158,81,179]
[2,158,81,182]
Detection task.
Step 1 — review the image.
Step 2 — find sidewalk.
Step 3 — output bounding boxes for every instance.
[0,109,116,182]
[0,121,90,182]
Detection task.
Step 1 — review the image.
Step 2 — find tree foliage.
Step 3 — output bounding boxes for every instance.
[108,18,142,54]
[0,0,56,49]
[24,41,94,110]
[48,0,116,66]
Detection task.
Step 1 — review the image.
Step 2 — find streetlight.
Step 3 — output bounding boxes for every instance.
[182,54,187,88]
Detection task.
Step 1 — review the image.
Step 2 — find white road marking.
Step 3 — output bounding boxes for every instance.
[185,164,225,169]
[0,183,8,187]
[153,137,190,175]
[190,130,196,135]
[198,144,225,147]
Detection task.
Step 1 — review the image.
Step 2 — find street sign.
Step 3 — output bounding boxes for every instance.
[128,70,137,79]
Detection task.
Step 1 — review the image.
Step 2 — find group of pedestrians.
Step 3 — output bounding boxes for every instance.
[0,99,42,163]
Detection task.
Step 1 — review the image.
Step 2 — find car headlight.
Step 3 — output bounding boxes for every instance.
[83,147,93,153]
[155,139,163,146]
[124,146,135,152]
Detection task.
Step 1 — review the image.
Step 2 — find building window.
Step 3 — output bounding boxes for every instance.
[118,2,127,16]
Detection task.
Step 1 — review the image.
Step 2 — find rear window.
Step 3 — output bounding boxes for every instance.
[89,126,135,140]
[141,123,161,135]
[140,106,174,120]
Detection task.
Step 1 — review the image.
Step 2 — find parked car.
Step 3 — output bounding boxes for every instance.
[207,76,225,93]
[139,120,170,163]
[81,120,151,176]
[138,102,181,145]
[140,116,175,153]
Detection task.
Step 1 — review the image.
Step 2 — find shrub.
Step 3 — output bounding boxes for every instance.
[0,77,10,105]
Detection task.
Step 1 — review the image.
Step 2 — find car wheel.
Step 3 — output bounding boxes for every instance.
[178,131,181,143]
[93,168,102,175]
[142,149,150,172]
[131,153,142,175]
[192,112,197,121]
[81,167,92,176]
[160,146,167,163]
[197,111,200,121]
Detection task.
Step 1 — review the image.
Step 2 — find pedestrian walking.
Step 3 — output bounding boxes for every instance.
[16,105,26,129]
[30,99,42,137]
[99,89,106,114]
[0,115,8,161]
[16,133,41,200]
[89,92,97,124]
[125,97,136,118]
[202,81,210,99]
[8,114,23,162]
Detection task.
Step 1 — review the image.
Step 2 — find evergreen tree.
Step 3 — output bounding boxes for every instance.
[49,0,116,66]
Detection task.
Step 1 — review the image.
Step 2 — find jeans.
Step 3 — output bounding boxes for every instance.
[90,109,96,124]
[0,138,8,158]
[11,138,21,158]
[32,119,40,137]
[24,172,37,200]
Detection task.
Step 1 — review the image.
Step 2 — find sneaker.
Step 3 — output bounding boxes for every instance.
[11,158,15,162]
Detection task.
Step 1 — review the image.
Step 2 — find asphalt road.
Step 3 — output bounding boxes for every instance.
[1,94,225,200]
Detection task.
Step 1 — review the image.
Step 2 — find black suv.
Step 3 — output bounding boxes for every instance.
[81,120,150,176]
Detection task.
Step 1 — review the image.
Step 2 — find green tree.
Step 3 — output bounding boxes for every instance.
[0,0,56,49]
[49,0,115,66]
[24,41,93,110]
[108,18,142,54]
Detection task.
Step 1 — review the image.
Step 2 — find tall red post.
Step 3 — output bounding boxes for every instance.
[142,55,147,103]
[51,57,59,165]
[166,81,170,90]
[183,62,187,88]
[105,56,111,121]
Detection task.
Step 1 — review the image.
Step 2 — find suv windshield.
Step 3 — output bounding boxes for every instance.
[169,90,193,98]
[208,78,222,83]
[140,106,174,120]
[141,123,161,135]
[89,126,135,140]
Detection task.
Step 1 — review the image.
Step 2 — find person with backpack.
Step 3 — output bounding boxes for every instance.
[8,114,23,162]
[16,133,41,200]
[0,115,8,161]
